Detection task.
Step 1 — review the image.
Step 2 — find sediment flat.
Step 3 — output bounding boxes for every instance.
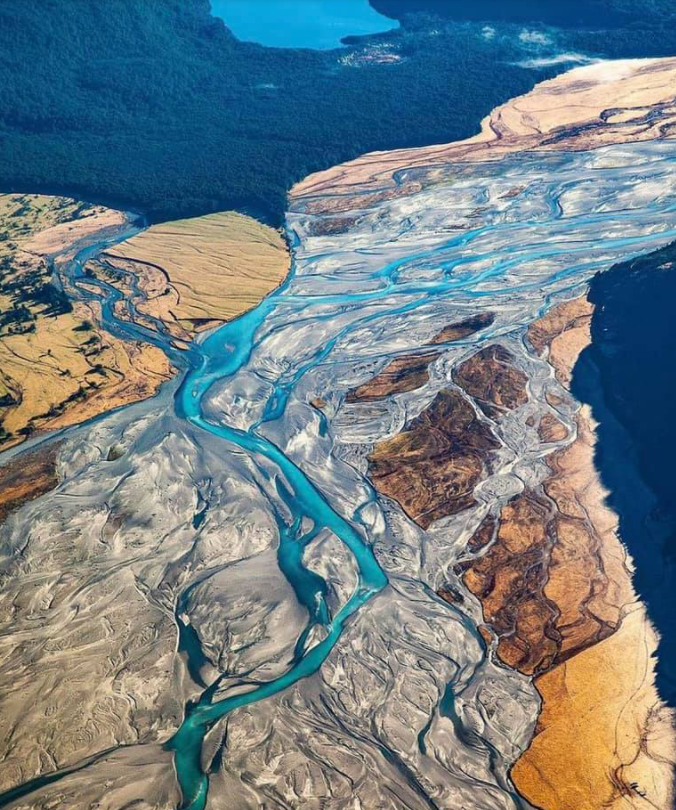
[289,55,676,810]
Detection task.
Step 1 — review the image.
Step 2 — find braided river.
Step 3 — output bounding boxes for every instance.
[1,139,676,809]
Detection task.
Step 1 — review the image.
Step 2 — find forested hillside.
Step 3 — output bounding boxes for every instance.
[0,0,674,225]
[0,0,541,223]
[371,0,676,35]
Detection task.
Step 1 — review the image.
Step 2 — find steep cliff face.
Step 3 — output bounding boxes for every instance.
[511,298,675,810]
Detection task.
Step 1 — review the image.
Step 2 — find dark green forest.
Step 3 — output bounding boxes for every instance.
[371,0,676,33]
[0,0,674,225]
[0,0,536,223]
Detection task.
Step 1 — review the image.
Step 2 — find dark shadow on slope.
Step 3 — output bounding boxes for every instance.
[571,240,676,710]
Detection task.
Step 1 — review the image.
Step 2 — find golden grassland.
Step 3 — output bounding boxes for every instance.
[513,603,675,810]
[512,297,676,810]
[0,193,172,451]
[0,301,171,439]
[104,211,290,334]
[0,200,291,453]
[0,194,88,412]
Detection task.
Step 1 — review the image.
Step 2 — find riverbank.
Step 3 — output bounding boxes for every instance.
[512,296,675,810]
[0,200,291,457]
[290,55,676,810]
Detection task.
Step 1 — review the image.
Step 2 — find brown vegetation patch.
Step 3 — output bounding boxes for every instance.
[0,442,61,524]
[368,389,498,529]
[452,344,528,419]
[430,312,495,344]
[436,585,464,605]
[537,412,568,443]
[306,215,360,236]
[467,515,496,553]
[545,389,566,409]
[458,493,557,674]
[346,352,440,402]
[459,412,631,677]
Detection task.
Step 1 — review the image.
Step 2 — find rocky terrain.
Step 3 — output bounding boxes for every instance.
[1,58,676,810]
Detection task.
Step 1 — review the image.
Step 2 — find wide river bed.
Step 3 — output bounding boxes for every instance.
[1,140,676,809]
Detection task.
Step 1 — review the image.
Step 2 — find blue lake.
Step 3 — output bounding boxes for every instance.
[209,0,397,49]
